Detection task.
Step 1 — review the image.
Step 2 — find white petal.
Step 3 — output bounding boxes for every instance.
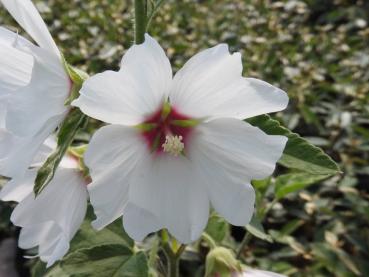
[11,168,87,228]
[129,155,209,243]
[0,136,57,201]
[18,221,55,249]
[123,203,163,242]
[10,168,87,266]
[192,118,287,180]
[242,269,286,277]
[120,34,172,101]
[59,155,79,169]
[236,78,288,118]
[170,45,288,119]
[189,118,287,225]
[5,45,69,136]
[0,0,59,55]
[12,168,87,266]
[19,222,69,267]
[73,34,172,126]
[42,233,69,268]
[85,125,147,230]
[0,26,33,48]
[31,135,57,167]
[0,130,32,177]
[0,115,62,178]
[0,102,6,128]
[0,168,36,202]
[0,27,33,94]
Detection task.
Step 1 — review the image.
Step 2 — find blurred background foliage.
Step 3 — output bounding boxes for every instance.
[0,0,368,276]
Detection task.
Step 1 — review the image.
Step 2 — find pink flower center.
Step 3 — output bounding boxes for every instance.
[140,104,196,155]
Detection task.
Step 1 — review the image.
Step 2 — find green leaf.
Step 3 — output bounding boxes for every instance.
[246,216,273,243]
[61,245,148,277]
[275,173,330,199]
[279,219,304,236]
[247,115,340,176]
[205,212,229,243]
[269,230,307,255]
[34,108,87,195]
[311,243,358,277]
[32,261,68,277]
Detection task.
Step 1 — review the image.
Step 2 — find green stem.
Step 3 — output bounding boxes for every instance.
[236,232,252,259]
[164,247,179,277]
[160,230,185,277]
[134,0,146,44]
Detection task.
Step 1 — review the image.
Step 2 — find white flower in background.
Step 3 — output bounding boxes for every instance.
[0,0,71,178]
[0,146,88,267]
[240,268,286,277]
[73,34,288,243]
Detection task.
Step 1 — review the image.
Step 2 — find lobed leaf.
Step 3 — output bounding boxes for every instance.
[205,212,229,243]
[61,245,148,277]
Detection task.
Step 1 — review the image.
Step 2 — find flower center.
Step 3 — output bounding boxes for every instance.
[162,135,184,156]
[138,102,198,156]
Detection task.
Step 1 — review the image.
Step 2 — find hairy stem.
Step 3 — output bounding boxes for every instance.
[160,230,186,277]
[134,0,146,44]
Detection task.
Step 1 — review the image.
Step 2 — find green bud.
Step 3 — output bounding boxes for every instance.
[205,247,242,277]
[68,144,87,159]
[67,145,90,177]
[62,55,89,106]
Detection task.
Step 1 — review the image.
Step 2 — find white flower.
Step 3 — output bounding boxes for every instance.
[241,268,286,277]
[0,0,71,178]
[0,150,88,267]
[73,34,288,243]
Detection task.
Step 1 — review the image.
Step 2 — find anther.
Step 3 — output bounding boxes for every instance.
[162,135,184,156]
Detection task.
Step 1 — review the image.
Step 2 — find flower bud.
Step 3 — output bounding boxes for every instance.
[205,247,242,277]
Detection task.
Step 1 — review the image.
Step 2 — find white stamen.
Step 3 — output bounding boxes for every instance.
[162,135,184,156]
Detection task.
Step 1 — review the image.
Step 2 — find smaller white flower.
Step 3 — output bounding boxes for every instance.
[0,150,88,267]
[0,0,72,179]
